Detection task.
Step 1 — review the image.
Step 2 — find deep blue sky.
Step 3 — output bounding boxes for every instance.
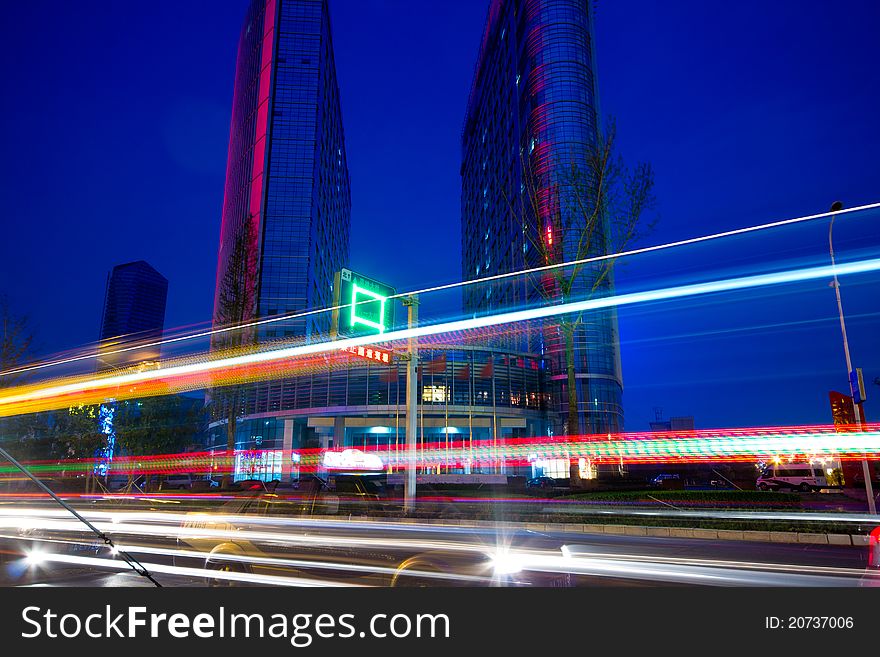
[0,0,878,429]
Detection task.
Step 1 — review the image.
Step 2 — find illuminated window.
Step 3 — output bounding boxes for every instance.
[235,449,283,482]
[422,385,449,403]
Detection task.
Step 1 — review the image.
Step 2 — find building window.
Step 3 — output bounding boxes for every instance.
[422,385,449,403]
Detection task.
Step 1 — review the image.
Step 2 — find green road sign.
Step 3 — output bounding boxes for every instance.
[332,269,395,338]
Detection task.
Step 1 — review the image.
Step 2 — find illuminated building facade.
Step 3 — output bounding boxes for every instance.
[207,346,550,482]
[207,0,561,482]
[460,0,623,434]
[213,0,350,343]
[98,260,168,368]
[209,0,351,477]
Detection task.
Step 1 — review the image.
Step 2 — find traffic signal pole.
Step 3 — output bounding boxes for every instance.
[402,295,419,513]
[830,204,876,514]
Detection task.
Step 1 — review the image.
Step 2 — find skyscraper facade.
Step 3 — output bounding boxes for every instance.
[98,260,168,367]
[213,0,350,344]
[209,0,351,467]
[461,0,624,434]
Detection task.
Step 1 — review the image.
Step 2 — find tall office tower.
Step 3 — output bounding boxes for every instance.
[213,0,350,344]
[98,260,168,368]
[461,0,623,434]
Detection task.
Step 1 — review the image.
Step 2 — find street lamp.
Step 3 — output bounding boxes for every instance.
[829,201,876,514]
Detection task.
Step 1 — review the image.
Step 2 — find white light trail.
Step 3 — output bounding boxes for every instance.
[4,201,878,379]
[2,256,880,412]
[19,552,361,587]
[6,516,873,587]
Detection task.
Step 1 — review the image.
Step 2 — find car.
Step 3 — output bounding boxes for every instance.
[526,476,557,492]
[161,473,194,490]
[650,474,680,487]
[104,474,147,493]
[756,463,827,492]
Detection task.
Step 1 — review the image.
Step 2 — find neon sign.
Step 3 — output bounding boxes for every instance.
[323,448,384,471]
[332,269,395,338]
[350,283,387,334]
[341,344,392,364]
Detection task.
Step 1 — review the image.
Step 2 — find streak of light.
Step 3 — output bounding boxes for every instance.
[3,201,878,380]
[121,544,490,583]
[0,502,876,540]
[554,546,869,587]
[557,546,874,579]
[4,521,873,587]
[3,532,492,584]
[2,425,878,477]
[0,513,500,557]
[17,552,362,587]
[3,256,880,417]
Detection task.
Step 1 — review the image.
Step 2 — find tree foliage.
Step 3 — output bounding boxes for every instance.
[115,395,205,456]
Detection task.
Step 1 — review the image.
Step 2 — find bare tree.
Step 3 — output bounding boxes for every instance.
[209,217,260,486]
[0,298,42,461]
[505,120,656,435]
[0,296,34,391]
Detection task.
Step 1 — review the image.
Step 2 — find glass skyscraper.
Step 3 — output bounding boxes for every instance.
[210,0,350,456]
[98,260,168,368]
[461,0,624,434]
[213,0,350,345]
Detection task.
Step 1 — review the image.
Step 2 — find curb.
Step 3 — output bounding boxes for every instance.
[309,513,868,547]
[348,516,867,547]
[518,522,864,546]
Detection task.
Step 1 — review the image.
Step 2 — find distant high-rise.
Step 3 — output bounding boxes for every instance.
[212,0,350,344]
[98,260,168,368]
[461,0,623,434]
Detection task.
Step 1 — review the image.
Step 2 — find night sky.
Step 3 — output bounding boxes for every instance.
[0,0,878,430]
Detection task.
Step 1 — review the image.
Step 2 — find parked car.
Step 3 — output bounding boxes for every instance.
[650,474,680,487]
[756,463,827,492]
[161,473,194,490]
[526,476,557,492]
[104,474,147,492]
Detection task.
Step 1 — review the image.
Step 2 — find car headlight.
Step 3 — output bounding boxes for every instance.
[489,548,523,575]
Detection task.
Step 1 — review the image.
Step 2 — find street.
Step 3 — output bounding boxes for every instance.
[1,498,873,587]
